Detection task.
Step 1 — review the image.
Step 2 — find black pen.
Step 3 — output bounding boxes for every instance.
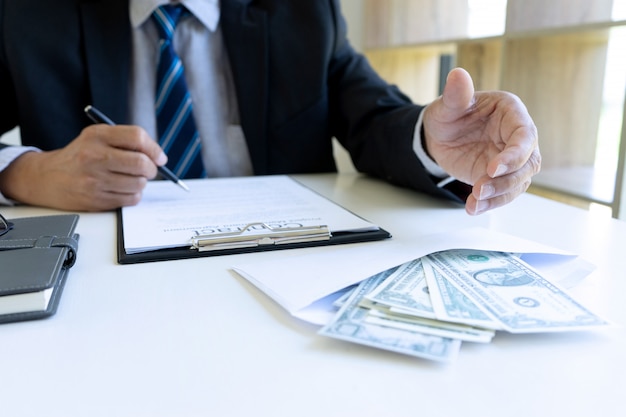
[84,105,189,192]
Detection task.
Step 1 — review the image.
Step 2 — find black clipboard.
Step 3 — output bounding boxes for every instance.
[116,212,391,264]
[116,176,392,264]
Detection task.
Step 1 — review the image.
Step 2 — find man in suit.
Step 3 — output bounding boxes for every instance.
[0,0,540,215]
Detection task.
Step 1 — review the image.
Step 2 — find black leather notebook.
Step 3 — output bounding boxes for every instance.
[0,214,79,323]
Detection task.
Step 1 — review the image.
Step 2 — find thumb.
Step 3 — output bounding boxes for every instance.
[441,68,475,114]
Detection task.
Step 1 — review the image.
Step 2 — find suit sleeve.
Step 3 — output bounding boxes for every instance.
[325,0,470,203]
[0,0,20,143]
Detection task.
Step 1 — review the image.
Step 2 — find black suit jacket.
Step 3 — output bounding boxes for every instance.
[0,0,468,202]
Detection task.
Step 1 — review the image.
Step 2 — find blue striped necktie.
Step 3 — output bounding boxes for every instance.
[152,5,205,179]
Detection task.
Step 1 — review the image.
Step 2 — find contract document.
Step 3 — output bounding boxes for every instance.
[117,175,390,263]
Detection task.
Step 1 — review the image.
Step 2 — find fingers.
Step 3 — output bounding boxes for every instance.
[466,148,541,215]
[72,171,147,211]
[104,145,160,178]
[421,67,478,165]
[75,125,170,210]
[85,124,167,170]
[487,94,541,178]
[476,105,539,215]
[466,177,529,216]
[441,67,475,115]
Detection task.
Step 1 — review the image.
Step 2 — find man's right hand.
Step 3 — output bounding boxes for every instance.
[0,125,167,211]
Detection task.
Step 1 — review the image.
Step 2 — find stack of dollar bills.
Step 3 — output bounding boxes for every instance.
[319,249,608,362]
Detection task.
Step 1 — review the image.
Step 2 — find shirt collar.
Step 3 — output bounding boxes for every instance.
[130,0,220,31]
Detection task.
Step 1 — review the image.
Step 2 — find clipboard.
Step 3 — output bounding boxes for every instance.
[117,214,391,264]
[117,176,391,264]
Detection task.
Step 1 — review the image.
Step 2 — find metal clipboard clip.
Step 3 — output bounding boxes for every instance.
[189,222,331,252]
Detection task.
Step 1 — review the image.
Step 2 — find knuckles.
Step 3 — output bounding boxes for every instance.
[530,148,542,175]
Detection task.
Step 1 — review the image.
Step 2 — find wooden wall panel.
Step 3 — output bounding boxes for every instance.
[506,0,614,33]
[456,40,503,91]
[365,45,455,104]
[364,0,469,48]
[500,31,610,168]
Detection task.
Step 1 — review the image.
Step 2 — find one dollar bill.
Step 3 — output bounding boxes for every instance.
[426,250,608,333]
[422,257,501,330]
[364,258,436,319]
[319,268,462,362]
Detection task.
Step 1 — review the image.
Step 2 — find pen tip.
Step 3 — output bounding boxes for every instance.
[178,180,190,192]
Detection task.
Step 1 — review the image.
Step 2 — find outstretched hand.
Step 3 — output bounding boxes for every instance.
[422,68,541,215]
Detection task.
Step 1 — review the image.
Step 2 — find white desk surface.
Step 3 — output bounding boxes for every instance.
[1,173,624,417]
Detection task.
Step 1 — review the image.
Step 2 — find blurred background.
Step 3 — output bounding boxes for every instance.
[340,0,626,219]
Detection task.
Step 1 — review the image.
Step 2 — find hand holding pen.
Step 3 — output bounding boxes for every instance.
[0,107,174,211]
[84,105,189,191]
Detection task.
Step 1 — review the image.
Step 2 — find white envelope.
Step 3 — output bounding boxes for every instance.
[231,227,594,325]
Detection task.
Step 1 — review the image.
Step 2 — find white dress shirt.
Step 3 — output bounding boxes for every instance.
[0,0,447,205]
[129,0,253,177]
